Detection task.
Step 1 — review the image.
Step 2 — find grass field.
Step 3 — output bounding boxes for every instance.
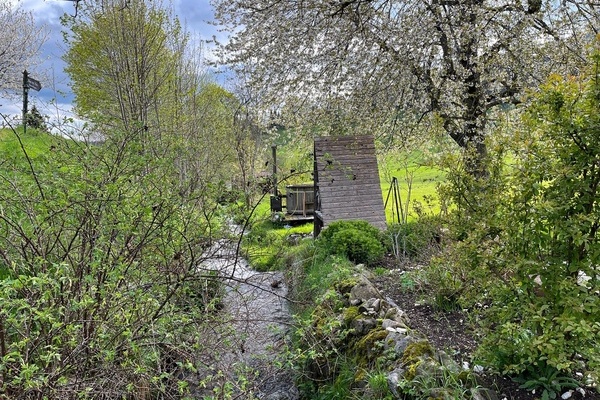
[379,151,446,223]
[0,127,53,159]
[0,127,56,276]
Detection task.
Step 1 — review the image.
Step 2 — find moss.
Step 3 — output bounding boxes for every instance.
[343,306,361,325]
[456,370,472,384]
[354,367,367,384]
[335,277,359,295]
[311,304,334,336]
[405,361,421,381]
[401,340,435,381]
[353,328,388,366]
[401,340,434,364]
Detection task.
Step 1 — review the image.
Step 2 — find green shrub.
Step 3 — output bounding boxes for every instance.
[441,49,600,380]
[0,126,220,397]
[330,227,385,265]
[319,220,383,244]
[318,220,385,265]
[514,362,580,400]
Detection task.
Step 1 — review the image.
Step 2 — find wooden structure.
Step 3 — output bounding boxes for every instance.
[313,135,387,235]
[285,184,315,216]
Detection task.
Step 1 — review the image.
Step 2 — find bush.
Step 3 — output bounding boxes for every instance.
[318,220,385,265]
[319,220,384,244]
[438,48,600,379]
[0,126,221,398]
[330,227,385,265]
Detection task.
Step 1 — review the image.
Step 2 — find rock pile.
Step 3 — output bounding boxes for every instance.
[302,269,498,399]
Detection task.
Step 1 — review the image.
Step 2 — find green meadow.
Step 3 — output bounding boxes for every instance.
[0,127,53,159]
[378,150,446,223]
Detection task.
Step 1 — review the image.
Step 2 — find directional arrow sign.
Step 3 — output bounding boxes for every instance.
[25,76,42,92]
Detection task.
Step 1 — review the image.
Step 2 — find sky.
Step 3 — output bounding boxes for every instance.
[0,0,223,127]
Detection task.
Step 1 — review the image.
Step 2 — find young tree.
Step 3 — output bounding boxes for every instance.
[212,0,598,175]
[0,2,47,96]
[25,105,48,131]
[64,0,245,194]
[64,0,182,148]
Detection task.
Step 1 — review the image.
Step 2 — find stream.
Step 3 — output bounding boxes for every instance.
[195,237,299,400]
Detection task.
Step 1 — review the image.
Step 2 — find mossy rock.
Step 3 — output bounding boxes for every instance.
[343,306,361,325]
[353,328,388,365]
[401,340,434,364]
[335,277,360,295]
[310,302,341,337]
[401,340,435,381]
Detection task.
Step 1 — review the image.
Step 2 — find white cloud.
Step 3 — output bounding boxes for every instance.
[1,0,229,121]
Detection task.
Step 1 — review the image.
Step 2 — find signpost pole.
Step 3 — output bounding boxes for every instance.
[22,70,29,134]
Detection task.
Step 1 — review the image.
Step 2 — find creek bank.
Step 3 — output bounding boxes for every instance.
[291,263,498,399]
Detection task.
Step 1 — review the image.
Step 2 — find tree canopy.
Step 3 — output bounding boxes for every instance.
[212,0,599,173]
[0,2,47,96]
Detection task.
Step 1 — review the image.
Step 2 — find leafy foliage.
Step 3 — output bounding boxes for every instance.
[514,362,580,400]
[24,106,48,132]
[386,216,443,259]
[432,48,600,381]
[0,126,223,398]
[478,51,600,376]
[318,220,385,265]
[319,220,384,245]
[329,228,385,266]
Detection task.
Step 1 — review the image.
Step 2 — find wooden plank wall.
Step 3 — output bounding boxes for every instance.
[314,135,387,231]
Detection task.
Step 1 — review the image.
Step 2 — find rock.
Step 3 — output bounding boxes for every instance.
[385,326,408,335]
[473,364,485,374]
[415,356,441,378]
[384,306,410,326]
[357,304,371,314]
[471,387,500,400]
[561,390,573,399]
[383,330,408,352]
[349,276,382,303]
[350,318,377,335]
[387,367,404,398]
[365,297,381,312]
[393,334,419,355]
[382,318,408,331]
[435,350,460,373]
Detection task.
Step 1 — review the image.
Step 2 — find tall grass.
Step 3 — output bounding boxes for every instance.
[379,150,446,223]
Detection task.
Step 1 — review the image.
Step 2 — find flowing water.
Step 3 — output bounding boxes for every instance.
[195,237,299,400]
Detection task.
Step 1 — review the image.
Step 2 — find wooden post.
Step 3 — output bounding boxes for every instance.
[22,70,28,133]
[271,145,277,197]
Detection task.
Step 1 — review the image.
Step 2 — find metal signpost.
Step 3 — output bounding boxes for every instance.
[22,70,42,134]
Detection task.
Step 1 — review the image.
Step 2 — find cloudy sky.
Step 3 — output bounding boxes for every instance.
[0,0,223,124]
